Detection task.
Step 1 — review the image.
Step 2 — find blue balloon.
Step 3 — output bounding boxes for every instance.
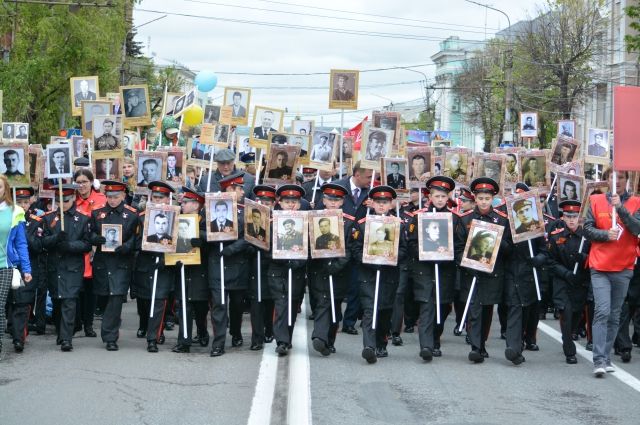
[195,70,218,92]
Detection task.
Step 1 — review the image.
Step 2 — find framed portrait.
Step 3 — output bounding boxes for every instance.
[2,123,14,140]
[215,124,231,146]
[519,151,550,189]
[556,172,585,203]
[123,131,138,157]
[329,69,359,110]
[557,161,582,177]
[71,136,88,159]
[187,138,214,168]
[362,215,401,266]
[309,209,345,259]
[120,85,152,127]
[205,192,238,242]
[70,76,99,116]
[432,140,452,156]
[432,156,443,177]
[442,147,471,185]
[132,188,149,209]
[460,219,505,274]
[164,92,183,116]
[417,212,454,261]
[580,181,609,220]
[135,150,167,188]
[586,128,610,161]
[244,199,271,251]
[474,153,505,194]
[172,93,186,118]
[272,210,309,260]
[372,111,401,154]
[505,189,545,244]
[381,157,409,192]
[165,214,201,266]
[291,119,314,136]
[550,135,579,168]
[156,147,186,187]
[628,171,640,195]
[106,92,121,115]
[223,87,251,126]
[557,120,576,139]
[361,124,393,171]
[204,105,221,124]
[341,135,353,161]
[28,144,43,185]
[496,147,523,187]
[407,147,432,188]
[81,100,112,137]
[519,112,538,138]
[265,143,301,185]
[101,223,122,253]
[289,133,311,164]
[308,131,336,171]
[92,114,123,154]
[0,142,29,185]
[142,204,180,253]
[584,162,603,182]
[45,143,73,179]
[93,152,123,181]
[12,123,29,141]
[250,106,285,149]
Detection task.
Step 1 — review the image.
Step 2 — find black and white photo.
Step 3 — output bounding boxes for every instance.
[45,143,73,178]
[70,76,99,116]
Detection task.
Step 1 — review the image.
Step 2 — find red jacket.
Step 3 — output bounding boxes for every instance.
[76,189,106,278]
[588,193,640,272]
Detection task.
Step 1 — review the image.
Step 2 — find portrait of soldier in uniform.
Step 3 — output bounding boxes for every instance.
[277,218,304,251]
[314,217,341,250]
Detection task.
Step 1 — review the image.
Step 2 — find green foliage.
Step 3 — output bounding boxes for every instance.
[625,1,640,53]
[402,110,434,131]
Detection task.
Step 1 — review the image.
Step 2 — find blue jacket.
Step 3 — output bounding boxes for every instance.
[5,206,32,274]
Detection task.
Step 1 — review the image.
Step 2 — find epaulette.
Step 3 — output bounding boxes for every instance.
[342,213,355,222]
[357,217,367,224]
[29,214,42,222]
[550,227,565,235]
[494,209,507,218]
[138,210,146,217]
[124,204,137,213]
[404,210,416,218]
[457,210,473,217]
[544,213,556,220]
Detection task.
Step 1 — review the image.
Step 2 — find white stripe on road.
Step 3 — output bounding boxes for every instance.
[538,321,640,392]
[247,333,279,425]
[289,302,312,425]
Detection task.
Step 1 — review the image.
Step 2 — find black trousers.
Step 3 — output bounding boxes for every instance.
[342,268,361,328]
[32,287,47,331]
[273,297,301,345]
[146,299,167,343]
[210,289,245,349]
[435,303,454,348]
[505,305,524,356]
[362,307,392,349]
[417,301,435,350]
[101,295,124,343]
[312,294,344,345]
[10,303,31,343]
[498,302,508,334]
[137,298,149,332]
[53,298,77,342]
[615,302,640,352]
[76,278,95,331]
[559,305,581,357]
[250,298,274,345]
[467,301,494,351]
[522,302,538,345]
[177,300,209,346]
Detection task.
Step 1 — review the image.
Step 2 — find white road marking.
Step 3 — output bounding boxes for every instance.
[288,301,312,425]
[247,332,279,425]
[538,321,640,392]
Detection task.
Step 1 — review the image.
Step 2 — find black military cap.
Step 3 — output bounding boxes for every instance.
[559,200,581,216]
[253,184,277,201]
[512,198,533,213]
[74,157,90,167]
[470,177,499,195]
[426,176,455,193]
[515,182,530,193]
[321,182,348,200]
[369,185,397,200]
[101,180,127,196]
[148,181,175,198]
[240,152,256,164]
[277,184,305,199]
[459,186,475,202]
[181,186,205,204]
[14,186,35,199]
[61,184,79,201]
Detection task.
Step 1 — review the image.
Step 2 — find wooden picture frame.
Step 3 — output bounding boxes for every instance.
[362,215,401,266]
[165,214,201,266]
[45,143,73,179]
[361,124,393,171]
[417,212,454,261]
[329,69,359,110]
[580,181,609,220]
[550,135,580,169]
[0,142,29,185]
[70,76,99,117]
[519,111,539,138]
[101,223,122,253]
[505,189,546,244]
[556,172,585,203]
[157,146,186,188]
[187,138,214,168]
[519,150,550,190]
[264,143,301,185]
[120,85,152,127]
[308,209,345,259]
[135,150,167,188]
[461,219,505,274]
[244,199,271,251]
[205,192,239,242]
[28,144,43,185]
[81,100,113,138]
[381,157,409,193]
[93,151,123,181]
[223,87,251,126]
[372,111,401,154]
[407,146,431,188]
[442,147,472,185]
[142,204,180,253]
[92,114,124,154]
[272,210,308,260]
[250,106,285,149]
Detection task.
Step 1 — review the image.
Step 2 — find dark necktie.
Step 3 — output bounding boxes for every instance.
[352,188,360,204]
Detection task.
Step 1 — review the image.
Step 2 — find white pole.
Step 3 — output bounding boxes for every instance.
[435,263,441,325]
[220,243,225,305]
[257,250,262,303]
[573,237,585,275]
[528,239,541,301]
[329,274,336,323]
[372,270,380,330]
[180,264,188,339]
[339,109,344,179]
[288,268,293,326]
[545,173,557,205]
[458,276,476,334]
[206,152,215,192]
[612,171,618,228]
[87,139,92,165]
[311,170,320,206]
[150,257,160,317]
[370,170,375,190]
[256,149,264,184]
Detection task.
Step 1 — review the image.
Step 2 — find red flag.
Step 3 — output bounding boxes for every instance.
[613,86,640,171]
[344,116,368,151]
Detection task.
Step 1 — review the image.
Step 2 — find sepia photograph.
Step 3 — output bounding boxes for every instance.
[164,92,183,116]
[224,87,251,126]
[329,69,359,110]
[520,112,538,138]
[92,115,122,153]
[373,111,401,153]
[101,224,122,253]
[120,85,152,127]
[135,151,167,187]
[443,148,471,185]
[362,215,401,266]
[70,76,99,116]
[81,100,112,136]
[519,151,550,189]
[308,131,336,171]
[550,135,579,168]
[45,143,73,179]
[506,189,546,244]
[272,210,309,260]
[309,209,345,259]
[361,125,393,170]
[265,143,301,185]
[587,128,610,160]
[205,192,239,242]
[407,147,432,188]
[244,199,271,251]
[557,120,576,138]
[556,172,585,203]
[580,181,610,220]
[165,214,201,266]
[417,212,454,261]
[381,158,408,191]
[93,154,122,181]
[142,204,180,253]
[28,144,43,185]
[461,220,504,274]
[0,143,29,185]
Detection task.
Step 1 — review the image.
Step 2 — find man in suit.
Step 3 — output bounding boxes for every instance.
[252,110,277,140]
[588,132,608,157]
[2,124,14,139]
[138,158,159,187]
[50,148,70,175]
[16,125,28,139]
[147,213,172,244]
[386,161,406,189]
[247,208,266,241]
[230,91,247,118]
[210,200,234,233]
[74,79,96,107]
[176,219,193,253]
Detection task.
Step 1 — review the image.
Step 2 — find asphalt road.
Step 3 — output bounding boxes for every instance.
[2,300,640,425]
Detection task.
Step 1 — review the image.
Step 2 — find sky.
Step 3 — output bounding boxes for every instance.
[133,0,538,130]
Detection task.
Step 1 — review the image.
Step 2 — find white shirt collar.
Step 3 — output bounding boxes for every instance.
[349,177,358,194]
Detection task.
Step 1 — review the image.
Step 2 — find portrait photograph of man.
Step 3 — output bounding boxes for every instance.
[383,159,407,190]
[466,230,496,264]
[215,124,230,145]
[204,105,221,124]
[422,219,447,252]
[205,192,239,242]
[329,69,359,110]
[82,101,111,134]
[244,199,270,250]
[210,200,234,233]
[550,138,577,166]
[363,128,391,163]
[93,116,120,152]
[290,135,310,159]
[146,211,174,246]
[309,132,335,164]
[292,119,313,136]
[557,120,575,138]
[0,148,25,178]
[520,112,538,138]
[15,124,28,140]
[266,144,300,183]
[314,217,340,249]
[121,85,151,126]
[136,153,165,187]
[367,223,395,256]
[443,149,469,183]
[46,144,72,178]
[587,128,610,159]
[251,107,284,147]
[101,224,122,252]
[506,191,545,243]
[224,88,251,125]
[277,218,304,251]
[408,148,431,187]
[520,154,548,188]
[176,218,195,254]
[460,220,504,273]
[71,76,99,115]
[2,123,14,140]
[165,151,183,183]
[95,157,120,181]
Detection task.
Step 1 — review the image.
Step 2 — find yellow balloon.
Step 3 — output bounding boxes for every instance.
[183,105,204,126]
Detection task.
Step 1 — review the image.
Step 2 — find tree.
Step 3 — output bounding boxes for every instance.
[625,1,640,53]
[402,110,434,132]
[0,1,129,142]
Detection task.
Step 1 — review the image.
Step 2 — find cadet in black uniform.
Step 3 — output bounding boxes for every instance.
[41,185,92,351]
[547,200,591,364]
[309,183,353,356]
[456,178,511,363]
[172,187,210,353]
[208,172,252,357]
[133,181,177,353]
[351,185,407,364]
[271,184,308,356]
[88,181,139,351]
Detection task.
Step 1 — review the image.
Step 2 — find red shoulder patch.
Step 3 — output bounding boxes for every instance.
[494,209,507,218]
[550,228,564,235]
[342,213,355,222]
[457,210,473,217]
[125,205,137,213]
